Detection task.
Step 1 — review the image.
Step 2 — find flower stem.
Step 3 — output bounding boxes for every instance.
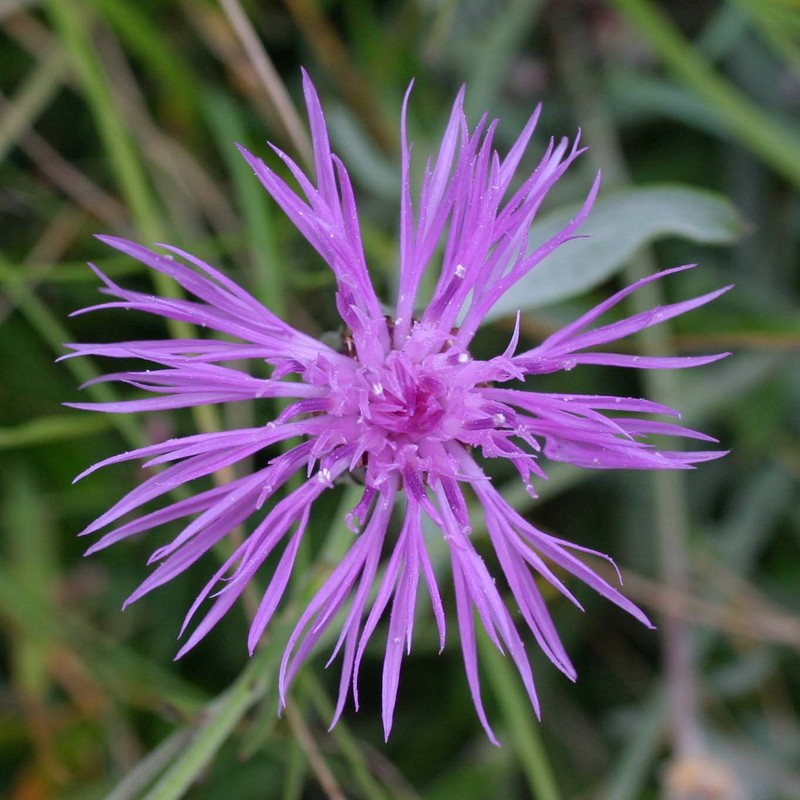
[608,0,800,189]
[284,699,348,800]
[479,635,561,800]
[219,0,314,170]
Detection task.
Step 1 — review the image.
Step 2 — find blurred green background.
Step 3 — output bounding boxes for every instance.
[1,0,799,798]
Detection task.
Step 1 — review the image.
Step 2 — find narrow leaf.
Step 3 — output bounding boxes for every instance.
[484,185,743,320]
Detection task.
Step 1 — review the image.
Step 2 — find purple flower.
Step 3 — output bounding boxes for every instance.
[66,71,729,742]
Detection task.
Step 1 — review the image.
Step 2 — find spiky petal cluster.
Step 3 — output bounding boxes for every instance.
[66,71,729,743]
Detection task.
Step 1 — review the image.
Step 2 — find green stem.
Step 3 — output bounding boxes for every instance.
[48,0,231,459]
[479,636,561,800]
[0,256,145,447]
[304,674,396,800]
[608,0,800,188]
[0,46,66,163]
[141,658,264,800]
[46,0,165,241]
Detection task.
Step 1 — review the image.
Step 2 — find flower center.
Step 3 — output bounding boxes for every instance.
[305,320,492,486]
[362,351,447,437]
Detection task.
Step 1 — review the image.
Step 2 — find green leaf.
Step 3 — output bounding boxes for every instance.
[3,467,58,700]
[609,0,800,187]
[0,415,113,449]
[479,636,561,800]
[483,185,743,322]
[85,0,201,119]
[326,103,398,200]
[105,729,195,800]
[460,0,544,118]
[140,666,261,800]
[135,611,298,800]
[607,68,727,135]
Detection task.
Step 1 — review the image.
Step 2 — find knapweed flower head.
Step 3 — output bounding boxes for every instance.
[66,71,729,743]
